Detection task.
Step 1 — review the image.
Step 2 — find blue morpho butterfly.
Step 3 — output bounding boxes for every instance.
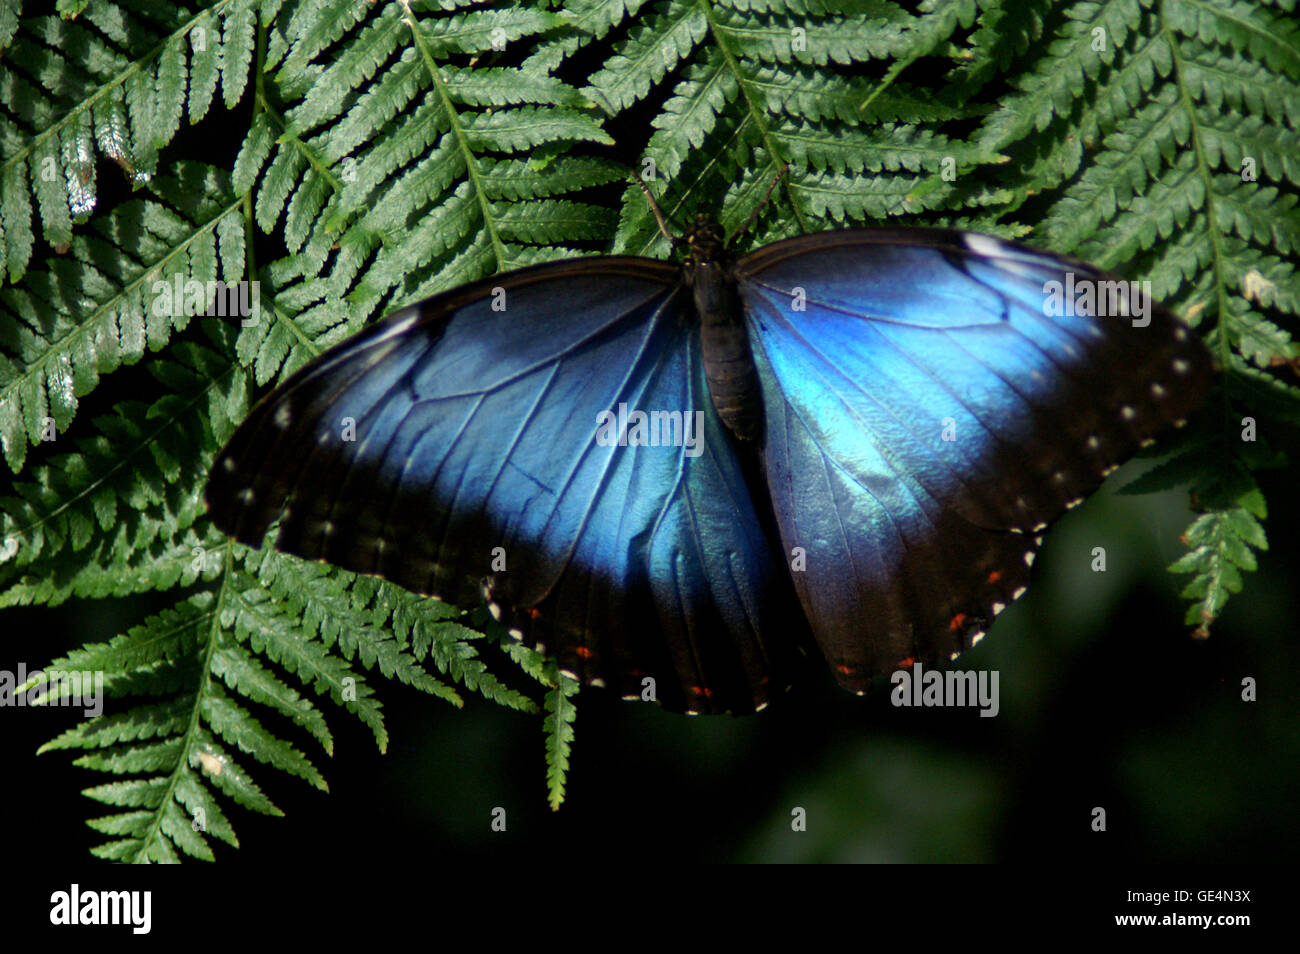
[205,177,1212,714]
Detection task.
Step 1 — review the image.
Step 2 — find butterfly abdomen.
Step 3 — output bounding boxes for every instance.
[693,260,763,441]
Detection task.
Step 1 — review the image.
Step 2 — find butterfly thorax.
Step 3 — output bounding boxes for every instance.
[684,216,763,442]
[683,215,727,266]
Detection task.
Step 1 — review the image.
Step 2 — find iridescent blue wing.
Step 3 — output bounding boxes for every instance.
[206,259,797,713]
[735,229,1212,691]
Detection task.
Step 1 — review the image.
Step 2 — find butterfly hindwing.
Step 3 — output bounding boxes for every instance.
[735,229,1212,689]
[206,259,795,713]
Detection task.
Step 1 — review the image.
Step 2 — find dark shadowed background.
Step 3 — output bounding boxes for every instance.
[7,454,1297,863]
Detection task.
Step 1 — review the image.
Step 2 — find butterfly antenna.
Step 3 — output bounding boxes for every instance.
[727,163,790,247]
[631,173,680,244]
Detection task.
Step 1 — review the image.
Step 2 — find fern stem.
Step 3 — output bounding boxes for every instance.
[133,546,230,862]
[399,0,508,271]
[245,13,264,286]
[1159,3,1231,375]
[698,2,807,235]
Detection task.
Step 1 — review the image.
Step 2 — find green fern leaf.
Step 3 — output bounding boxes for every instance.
[1170,486,1268,636]
[544,668,579,811]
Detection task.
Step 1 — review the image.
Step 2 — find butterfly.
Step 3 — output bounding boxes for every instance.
[205,192,1212,715]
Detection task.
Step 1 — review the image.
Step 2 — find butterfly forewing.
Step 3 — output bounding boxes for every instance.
[735,229,1212,690]
[206,258,798,713]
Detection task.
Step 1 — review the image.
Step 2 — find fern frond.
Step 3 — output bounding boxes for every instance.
[227,560,389,750]
[0,335,243,586]
[374,578,539,713]
[587,1,708,112]
[0,165,245,473]
[964,0,1300,632]
[1171,485,1268,638]
[0,2,258,281]
[543,668,579,811]
[209,640,334,754]
[36,592,211,683]
[248,547,464,709]
[241,0,610,351]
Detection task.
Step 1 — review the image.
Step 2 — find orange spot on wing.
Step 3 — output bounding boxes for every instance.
[897,656,916,668]
[948,612,968,631]
[836,664,856,676]
[687,685,714,698]
[528,607,542,620]
[575,646,595,660]
[986,570,1002,584]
